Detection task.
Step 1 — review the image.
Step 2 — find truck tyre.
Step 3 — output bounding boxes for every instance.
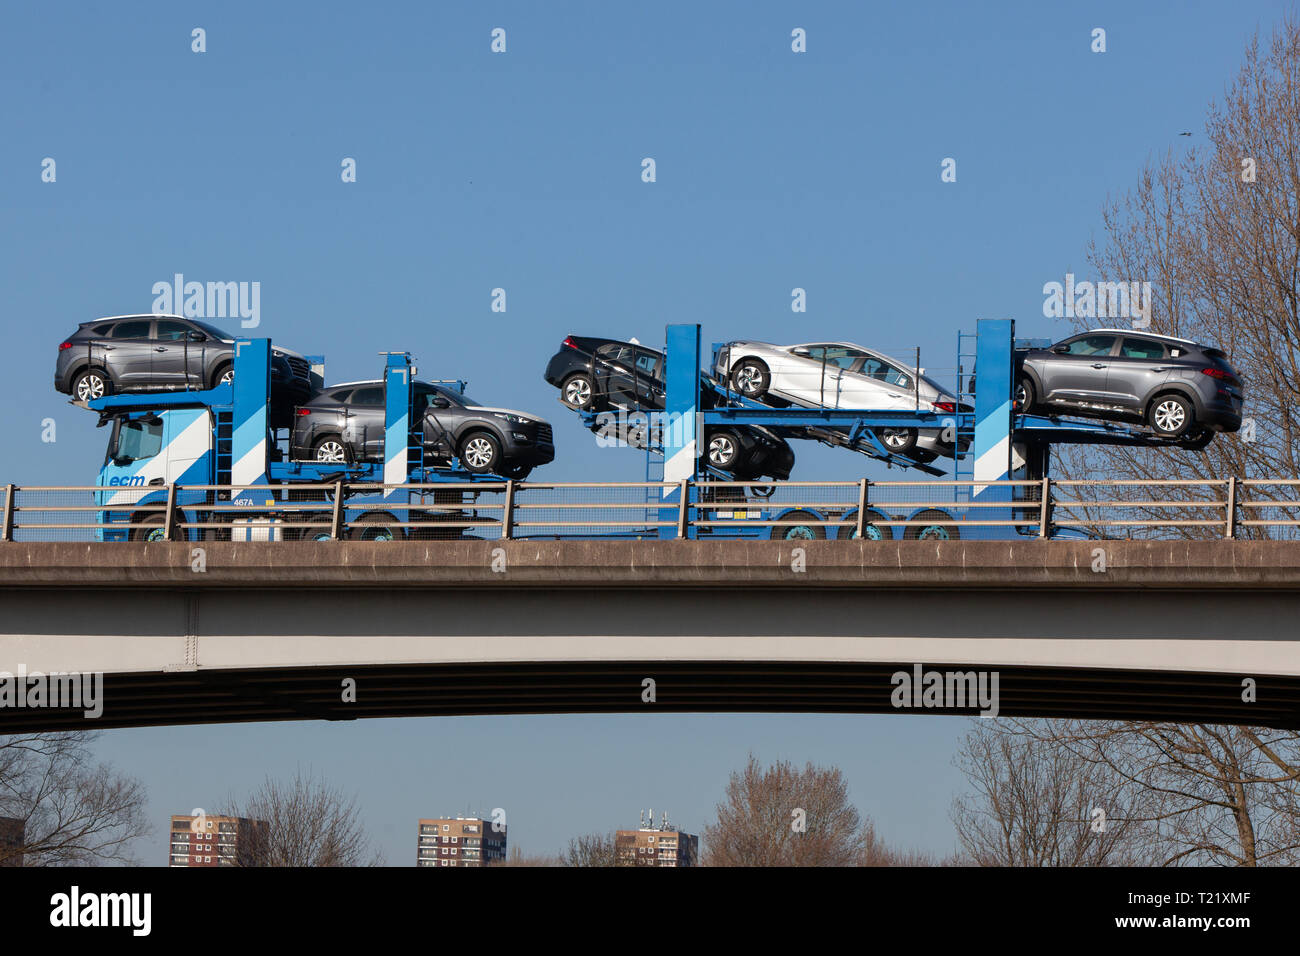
[292,511,334,541]
[904,509,959,541]
[130,514,168,542]
[837,508,893,541]
[769,509,825,541]
[350,514,402,541]
[73,368,113,402]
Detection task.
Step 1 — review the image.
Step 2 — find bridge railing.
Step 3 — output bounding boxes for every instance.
[2,477,1298,541]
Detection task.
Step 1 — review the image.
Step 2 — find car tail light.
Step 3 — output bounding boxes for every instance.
[295,407,312,416]
[59,341,73,350]
[562,336,577,349]
[1200,367,1241,387]
[932,401,956,413]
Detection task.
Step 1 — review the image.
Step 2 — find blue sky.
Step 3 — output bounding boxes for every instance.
[1,1,1287,863]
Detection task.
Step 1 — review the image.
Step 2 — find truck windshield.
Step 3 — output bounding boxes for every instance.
[110,418,164,463]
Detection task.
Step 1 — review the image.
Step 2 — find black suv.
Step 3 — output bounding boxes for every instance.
[290,380,555,480]
[56,314,312,408]
[1015,330,1244,443]
[543,335,794,480]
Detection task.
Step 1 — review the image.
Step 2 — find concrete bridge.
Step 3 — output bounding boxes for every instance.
[0,540,1297,730]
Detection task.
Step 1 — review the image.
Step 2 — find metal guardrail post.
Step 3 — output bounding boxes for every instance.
[855,478,868,539]
[676,479,690,539]
[164,483,178,541]
[1038,476,1051,539]
[330,481,345,541]
[501,480,516,540]
[1225,476,1237,539]
[1,484,13,542]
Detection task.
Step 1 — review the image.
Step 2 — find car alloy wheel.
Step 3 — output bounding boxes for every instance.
[708,433,739,469]
[563,376,593,408]
[314,440,347,463]
[75,373,107,401]
[463,436,496,469]
[1152,398,1188,436]
[879,427,918,454]
[734,364,766,395]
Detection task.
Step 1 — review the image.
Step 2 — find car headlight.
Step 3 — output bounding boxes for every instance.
[495,414,533,425]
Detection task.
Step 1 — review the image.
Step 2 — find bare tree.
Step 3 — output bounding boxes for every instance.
[1028,720,1300,866]
[858,818,963,866]
[1062,15,1300,536]
[562,830,619,867]
[496,844,560,867]
[950,720,1160,866]
[702,754,869,866]
[0,732,150,866]
[222,769,383,867]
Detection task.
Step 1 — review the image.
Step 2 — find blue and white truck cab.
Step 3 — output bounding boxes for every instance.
[88,339,510,541]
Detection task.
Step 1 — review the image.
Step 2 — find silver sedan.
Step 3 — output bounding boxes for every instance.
[715,340,967,460]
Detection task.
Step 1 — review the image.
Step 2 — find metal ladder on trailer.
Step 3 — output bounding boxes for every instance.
[952,330,979,495]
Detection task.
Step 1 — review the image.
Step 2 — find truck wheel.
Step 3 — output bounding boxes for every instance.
[905,509,958,541]
[877,427,918,455]
[500,463,532,481]
[350,515,402,542]
[73,368,112,402]
[1181,428,1214,450]
[561,373,596,410]
[292,512,334,541]
[312,435,349,463]
[837,508,893,541]
[731,359,770,399]
[1148,394,1194,438]
[459,433,501,473]
[130,514,168,542]
[770,510,825,541]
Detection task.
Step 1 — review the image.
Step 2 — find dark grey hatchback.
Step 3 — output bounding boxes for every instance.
[1015,330,1244,444]
[55,314,311,407]
[290,380,555,480]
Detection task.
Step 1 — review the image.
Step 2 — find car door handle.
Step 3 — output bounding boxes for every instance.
[148,477,165,486]
[155,347,168,352]
[1150,367,1168,372]
[1091,363,1107,369]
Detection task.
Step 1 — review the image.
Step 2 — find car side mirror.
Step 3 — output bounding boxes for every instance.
[187,331,206,341]
[1052,345,1070,354]
[428,396,451,409]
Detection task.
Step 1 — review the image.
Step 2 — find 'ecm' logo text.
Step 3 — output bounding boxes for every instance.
[50,886,151,937]
[890,664,1000,717]
[107,476,146,487]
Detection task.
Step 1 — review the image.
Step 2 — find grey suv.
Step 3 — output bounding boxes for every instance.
[1015,330,1244,443]
[56,314,311,407]
[290,380,555,480]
